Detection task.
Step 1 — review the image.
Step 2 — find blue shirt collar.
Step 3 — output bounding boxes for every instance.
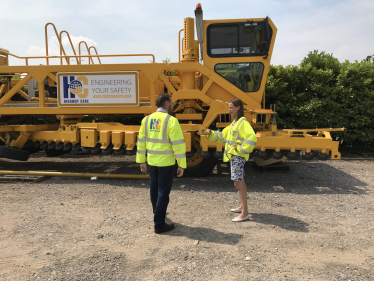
[157,108,168,114]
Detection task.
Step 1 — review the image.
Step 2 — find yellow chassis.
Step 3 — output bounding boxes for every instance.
[0,16,344,163]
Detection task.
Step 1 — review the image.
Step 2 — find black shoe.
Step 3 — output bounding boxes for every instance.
[155,223,175,234]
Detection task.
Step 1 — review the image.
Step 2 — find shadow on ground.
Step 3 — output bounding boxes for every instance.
[164,222,243,245]
[249,213,309,232]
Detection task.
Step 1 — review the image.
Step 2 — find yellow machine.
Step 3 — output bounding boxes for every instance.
[0,4,344,176]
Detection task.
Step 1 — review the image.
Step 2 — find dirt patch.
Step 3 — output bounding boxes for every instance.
[0,154,374,280]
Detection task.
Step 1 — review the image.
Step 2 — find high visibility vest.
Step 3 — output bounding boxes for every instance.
[207,117,257,162]
[136,111,187,168]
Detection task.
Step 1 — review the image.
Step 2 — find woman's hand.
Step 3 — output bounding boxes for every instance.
[232,142,239,148]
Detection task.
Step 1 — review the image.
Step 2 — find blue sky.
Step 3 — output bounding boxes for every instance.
[1,0,373,66]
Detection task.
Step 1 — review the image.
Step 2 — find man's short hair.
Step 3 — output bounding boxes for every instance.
[156,93,172,108]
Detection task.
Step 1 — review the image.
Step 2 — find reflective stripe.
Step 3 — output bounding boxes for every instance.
[147,137,170,144]
[144,115,151,139]
[137,149,146,154]
[219,132,227,143]
[241,139,256,146]
[227,140,236,145]
[137,138,146,143]
[224,149,229,154]
[163,115,171,141]
[236,117,247,140]
[171,139,185,145]
[147,149,174,155]
[175,153,186,158]
[239,145,249,154]
[214,131,218,142]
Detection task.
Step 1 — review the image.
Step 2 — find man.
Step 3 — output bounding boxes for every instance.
[136,93,186,234]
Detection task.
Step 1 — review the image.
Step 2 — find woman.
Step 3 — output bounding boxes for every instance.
[205,99,257,222]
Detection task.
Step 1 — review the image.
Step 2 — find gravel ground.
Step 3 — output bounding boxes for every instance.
[0,154,374,281]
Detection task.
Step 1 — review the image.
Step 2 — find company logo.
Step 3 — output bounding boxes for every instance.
[62,76,89,103]
[232,130,238,137]
[150,119,162,131]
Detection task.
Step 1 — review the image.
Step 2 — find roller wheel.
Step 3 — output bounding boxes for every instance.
[72,143,81,152]
[63,143,73,152]
[113,145,126,155]
[315,151,329,160]
[125,146,137,156]
[0,146,29,161]
[40,141,48,150]
[198,150,212,159]
[55,142,64,151]
[33,141,41,150]
[102,144,114,155]
[301,151,314,160]
[81,147,92,155]
[213,150,223,159]
[47,142,56,150]
[285,150,300,160]
[270,150,284,160]
[91,143,101,155]
[255,150,270,160]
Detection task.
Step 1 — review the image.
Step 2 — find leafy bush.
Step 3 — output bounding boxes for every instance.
[266,51,374,151]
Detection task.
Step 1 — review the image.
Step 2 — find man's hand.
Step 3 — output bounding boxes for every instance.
[140,163,147,173]
[232,142,239,148]
[176,167,184,177]
[205,129,211,135]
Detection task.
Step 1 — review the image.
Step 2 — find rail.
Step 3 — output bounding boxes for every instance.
[0,50,156,65]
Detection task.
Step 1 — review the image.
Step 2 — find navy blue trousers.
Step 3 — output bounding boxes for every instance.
[149,165,174,229]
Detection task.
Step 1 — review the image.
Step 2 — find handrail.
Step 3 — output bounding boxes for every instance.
[59,30,80,65]
[178,29,184,62]
[78,41,94,64]
[0,50,156,64]
[45,23,69,65]
[88,46,102,64]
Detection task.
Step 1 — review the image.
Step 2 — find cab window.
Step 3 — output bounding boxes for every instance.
[215,63,264,92]
[207,22,271,57]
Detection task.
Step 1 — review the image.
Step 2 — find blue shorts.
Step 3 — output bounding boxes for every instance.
[230,155,245,181]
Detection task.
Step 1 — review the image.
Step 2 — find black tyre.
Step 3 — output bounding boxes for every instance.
[0,146,29,161]
[113,145,126,155]
[315,151,329,160]
[102,144,114,155]
[301,150,314,160]
[285,150,300,160]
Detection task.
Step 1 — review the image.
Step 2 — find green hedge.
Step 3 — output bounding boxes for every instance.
[265,50,374,151]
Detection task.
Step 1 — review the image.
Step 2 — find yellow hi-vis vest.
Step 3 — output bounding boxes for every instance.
[207,117,257,162]
[136,111,187,168]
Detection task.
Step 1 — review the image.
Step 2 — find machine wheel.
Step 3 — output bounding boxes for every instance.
[0,146,29,161]
[113,145,126,155]
[91,143,101,155]
[270,150,284,160]
[102,144,114,155]
[81,147,92,155]
[183,137,218,177]
[301,150,314,160]
[255,150,270,160]
[315,151,330,160]
[285,150,300,160]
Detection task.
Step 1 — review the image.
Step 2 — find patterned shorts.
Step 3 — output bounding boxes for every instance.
[230,155,246,181]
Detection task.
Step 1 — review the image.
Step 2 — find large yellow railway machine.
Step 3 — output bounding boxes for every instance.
[0,4,344,176]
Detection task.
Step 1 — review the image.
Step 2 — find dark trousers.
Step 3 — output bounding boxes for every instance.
[149,165,174,229]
